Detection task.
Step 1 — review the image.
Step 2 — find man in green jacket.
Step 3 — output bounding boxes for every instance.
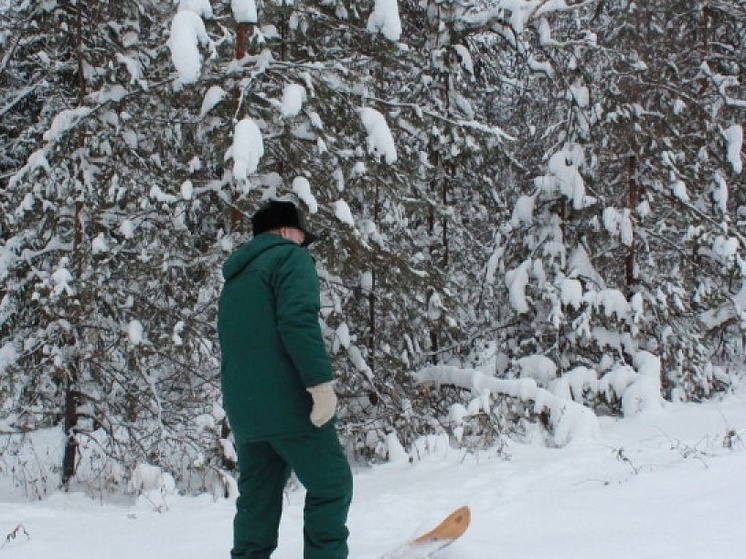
[218,200,353,559]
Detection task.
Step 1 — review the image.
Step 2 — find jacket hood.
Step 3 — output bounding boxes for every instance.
[222,233,294,281]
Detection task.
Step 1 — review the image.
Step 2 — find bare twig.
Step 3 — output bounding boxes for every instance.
[615,447,640,474]
[2,524,31,550]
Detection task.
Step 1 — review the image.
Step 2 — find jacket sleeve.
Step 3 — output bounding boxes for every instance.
[273,246,334,388]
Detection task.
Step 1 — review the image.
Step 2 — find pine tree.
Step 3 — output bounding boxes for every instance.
[1,0,226,491]
[498,1,746,411]
[1,0,744,491]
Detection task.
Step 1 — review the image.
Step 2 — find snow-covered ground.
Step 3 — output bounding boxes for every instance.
[1,388,745,559]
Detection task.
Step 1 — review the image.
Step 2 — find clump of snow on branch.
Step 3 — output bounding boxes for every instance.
[559,366,597,401]
[172,321,186,346]
[177,0,214,18]
[516,355,557,388]
[128,463,176,496]
[557,352,662,417]
[231,0,257,23]
[227,118,264,180]
[367,0,402,42]
[453,45,474,75]
[567,245,604,287]
[461,0,577,38]
[589,288,630,319]
[334,200,355,227]
[619,351,663,416]
[723,124,743,174]
[559,278,583,309]
[128,320,145,346]
[671,179,689,202]
[333,322,351,353]
[0,343,18,375]
[507,0,546,34]
[449,395,491,442]
[92,233,109,255]
[281,84,306,118]
[384,432,409,463]
[505,260,531,314]
[348,344,374,385]
[360,108,397,164]
[537,17,553,45]
[700,284,746,330]
[150,185,179,204]
[200,85,226,117]
[8,150,50,189]
[535,144,587,210]
[42,107,93,142]
[88,85,128,105]
[292,177,318,213]
[51,266,74,297]
[485,245,503,286]
[712,172,728,214]
[510,195,534,228]
[711,235,739,260]
[115,53,143,85]
[15,192,36,217]
[603,207,633,246]
[568,81,589,108]
[120,219,135,239]
[167,10,211,86]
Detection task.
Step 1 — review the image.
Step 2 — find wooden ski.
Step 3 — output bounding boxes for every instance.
[378,505,471,559]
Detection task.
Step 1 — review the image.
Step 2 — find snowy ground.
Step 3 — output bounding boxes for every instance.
[1,389,745,559]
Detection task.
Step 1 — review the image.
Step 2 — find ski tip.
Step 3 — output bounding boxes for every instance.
[448,506,470,528]
[413,505,471,544]
[448,505,471,534]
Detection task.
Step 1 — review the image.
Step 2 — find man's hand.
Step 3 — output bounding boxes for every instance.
[307,382,337,427]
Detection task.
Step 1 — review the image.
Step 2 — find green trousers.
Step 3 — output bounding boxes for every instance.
[231,423,353,559]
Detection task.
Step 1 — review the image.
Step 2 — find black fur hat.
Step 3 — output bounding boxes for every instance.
[251,200,318,247]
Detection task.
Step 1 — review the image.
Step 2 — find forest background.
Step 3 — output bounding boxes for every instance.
[1,0,745,497]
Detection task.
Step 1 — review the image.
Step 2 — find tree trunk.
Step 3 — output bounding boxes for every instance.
[62,374,79,486]
[62,0,88,488]
[625,154,638,290]
[368,182,381,375]
[230,21,255,231]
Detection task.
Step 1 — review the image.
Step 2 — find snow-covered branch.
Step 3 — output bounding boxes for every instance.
[415,365,600,446]
[0,82,42,119]
[701,62,746,109]
[20,237,74,263]
[367,96,515,142]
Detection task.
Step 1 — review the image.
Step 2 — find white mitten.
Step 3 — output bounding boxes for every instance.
[307,382,337,427]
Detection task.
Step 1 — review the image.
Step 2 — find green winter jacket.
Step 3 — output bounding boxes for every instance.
[218,233,334,442]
